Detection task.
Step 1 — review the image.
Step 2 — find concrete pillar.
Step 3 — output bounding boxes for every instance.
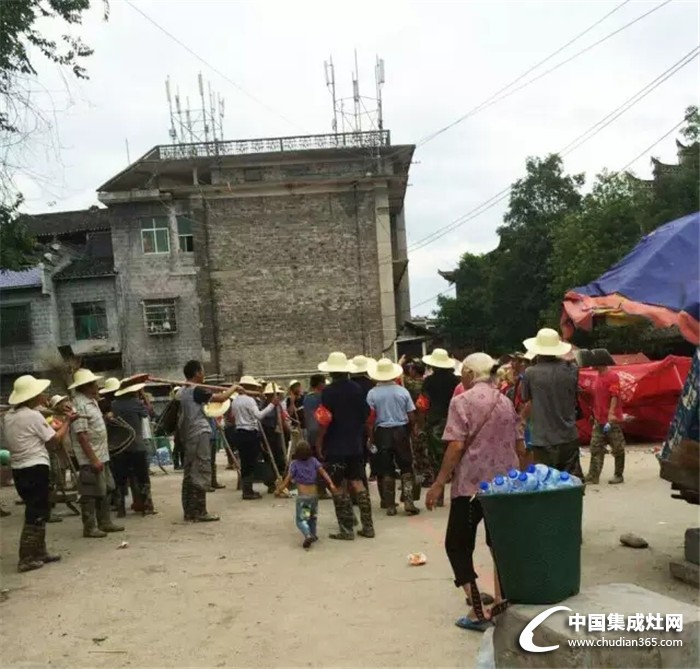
[394,207,411,325]
[374,185,396,355]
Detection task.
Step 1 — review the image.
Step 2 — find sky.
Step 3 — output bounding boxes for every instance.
[11,0,700,315]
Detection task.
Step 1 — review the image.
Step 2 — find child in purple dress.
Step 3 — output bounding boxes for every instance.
[277,441,336,548]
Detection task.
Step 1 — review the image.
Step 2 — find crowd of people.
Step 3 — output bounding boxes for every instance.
[1,325,627,636]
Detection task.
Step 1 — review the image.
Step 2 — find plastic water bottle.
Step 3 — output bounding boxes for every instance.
[557,471,576,488]
[507,468,520,488]
[603,422,611,434]
[531,464,549,483]
[491,475,510,494]
[478,481,492,496]
[518,471,538,492]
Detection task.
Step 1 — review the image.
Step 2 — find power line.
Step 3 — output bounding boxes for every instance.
[410,114,694,312]
[123,0,305,133]
[404,44,699,255]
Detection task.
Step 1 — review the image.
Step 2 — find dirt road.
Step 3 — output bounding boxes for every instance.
[1,447,697,668]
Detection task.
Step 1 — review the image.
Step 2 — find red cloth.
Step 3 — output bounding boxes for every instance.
[416,393,430,412]
[367,408,376,428]
[592,371,622,424]
[452,383,465,398]
[314,404,333,428]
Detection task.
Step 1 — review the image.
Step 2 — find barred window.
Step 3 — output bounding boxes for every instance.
[0,304,31,345]
[177,217,194,253]
[73,302,108,340]
[141,217,170,254]
[143,299,177,335]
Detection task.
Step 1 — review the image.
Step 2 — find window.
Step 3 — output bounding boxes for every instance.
[0,304,32,345]
[73,302,108,340]
[177,217,194,253]
[141,217,170,254]
[143,299,177,335]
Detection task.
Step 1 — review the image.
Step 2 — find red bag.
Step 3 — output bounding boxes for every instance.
[416,393,430,413]
[315,404,333,428]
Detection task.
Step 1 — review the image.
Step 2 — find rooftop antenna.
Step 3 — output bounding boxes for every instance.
[198,73,210,144]
[375,56,385,131]
[352,49,361,132]
[324,57,338,134]
[165,76,177,142]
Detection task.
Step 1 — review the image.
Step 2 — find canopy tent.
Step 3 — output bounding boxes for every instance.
[561,211,700,345]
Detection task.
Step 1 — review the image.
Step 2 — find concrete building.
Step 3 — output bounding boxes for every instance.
[3,130,415,383]
[96,129,414,379]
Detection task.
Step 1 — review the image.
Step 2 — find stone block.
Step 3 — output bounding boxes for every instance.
[669,560,699,588]
[684,528,700,565]
[494,583,698,668]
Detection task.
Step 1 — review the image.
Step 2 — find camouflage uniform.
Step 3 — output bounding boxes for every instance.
[587,422,625,483]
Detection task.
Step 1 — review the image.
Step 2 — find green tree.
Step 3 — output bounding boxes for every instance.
[1,0,103,270]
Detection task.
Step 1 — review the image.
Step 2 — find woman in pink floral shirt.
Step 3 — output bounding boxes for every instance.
[426,353,524,632]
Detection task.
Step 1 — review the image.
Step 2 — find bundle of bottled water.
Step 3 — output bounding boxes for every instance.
[479,464,582,495]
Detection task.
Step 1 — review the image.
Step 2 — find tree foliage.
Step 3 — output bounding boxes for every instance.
[436,111,699,355]
[1,0,100,271]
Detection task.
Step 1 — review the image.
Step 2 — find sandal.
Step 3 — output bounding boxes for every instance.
[455,616,491,632]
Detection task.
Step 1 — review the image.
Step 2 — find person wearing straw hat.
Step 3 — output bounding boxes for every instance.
[179,361,240,520]
[70,368,124,537]
[520,328,583,479]
[3,375,77,572]
[418,348,459,501]
[426,353,522,632]
[348,355,375,498]
[315,352,375,540]
[286,380,305,434]
[203,399,231,491]
[111,381,156,516]
[366,358,419,516]
[98,377,121,417]
[230,376,280,500]
[259,383,288,494]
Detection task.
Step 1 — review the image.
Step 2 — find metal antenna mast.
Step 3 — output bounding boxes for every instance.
[324,57,338,133]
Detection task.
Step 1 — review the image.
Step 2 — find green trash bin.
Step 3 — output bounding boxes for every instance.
[480,486,583,605]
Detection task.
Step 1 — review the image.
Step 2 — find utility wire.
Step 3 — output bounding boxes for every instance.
[123,0,305,133]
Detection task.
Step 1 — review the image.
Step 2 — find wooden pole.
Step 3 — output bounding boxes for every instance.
[147,377,260,396]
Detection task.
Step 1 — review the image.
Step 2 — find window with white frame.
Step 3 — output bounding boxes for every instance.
[177,216,194,252]
[141,217,170,254]
[143,299,177,335]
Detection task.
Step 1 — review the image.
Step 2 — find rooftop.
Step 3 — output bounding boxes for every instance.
[21,207,111,237]
[54,257,115,281]
[0,267,42,290]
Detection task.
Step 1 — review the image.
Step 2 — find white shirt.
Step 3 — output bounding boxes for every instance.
[232,395,276,431]
[2,406,56,469]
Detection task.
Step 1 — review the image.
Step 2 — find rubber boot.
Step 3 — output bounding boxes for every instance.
[401,473,420,516]
[609,453,625,484]
[356,490,375,538]
[376,475,387,509]
[116,487,127,518]
[81,498,107,538]
[382,477,397,516]
[242,480,262,500]
[97,496,125,533]
[142,483,157,515]
[182,478,193,520]
[586,451,604,484]
[17,524,44,573]
[192,488,219,522]
[36,522,61,563]
[329,494,355,540]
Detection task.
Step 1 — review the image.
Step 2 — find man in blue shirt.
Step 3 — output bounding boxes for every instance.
[367,358,419,516]
[316,352,374,540]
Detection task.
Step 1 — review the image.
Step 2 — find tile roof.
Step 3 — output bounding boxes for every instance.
[0,267,43,290]
[20,207,111,237]
[54,257,115,281]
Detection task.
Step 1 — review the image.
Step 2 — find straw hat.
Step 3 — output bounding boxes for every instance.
[239,375,261,388]
[49,394,69,409]
[421,348,456,369]
[99,377,121,395]
[264,382,281,395]
[204,399,231,418]
[69,368,103,390]
[115,382,146,397]
[368,358,403,382]
[454,363,463,377]
[349,355,373,374]
[462,353,498,383]
[318,352,351,373]
[523,328,572,357]
[9,375,51,406]
[288,379,301,388]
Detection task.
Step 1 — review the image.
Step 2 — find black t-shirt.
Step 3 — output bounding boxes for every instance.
[422,368,459,423]
[193,387,212,404]
[321,379,366,457]
[350,375,374,415]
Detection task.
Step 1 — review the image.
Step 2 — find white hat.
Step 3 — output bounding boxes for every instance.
[422,348,456,369]
[461,353,498,383]
[239,375,261,388]
[114,382,146,397]
[318,352,351,373]
[9,375,51,406]
[49,394,69,408]
[454,363,463,377]
[99,377,121,395]
[349,355,373,374]
[204,399,231,419]
[368,358,403,382]
[264,382,281,395]
[69,368,104,390]
[523,328,572,357]
[288,379,301,388]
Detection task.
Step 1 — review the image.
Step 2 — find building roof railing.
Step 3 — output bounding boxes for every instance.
[152,130,391,161]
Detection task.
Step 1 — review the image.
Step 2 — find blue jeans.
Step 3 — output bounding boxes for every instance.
[295,495,318,538]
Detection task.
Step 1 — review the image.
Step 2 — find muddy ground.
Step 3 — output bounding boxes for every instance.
[1,446,697,668]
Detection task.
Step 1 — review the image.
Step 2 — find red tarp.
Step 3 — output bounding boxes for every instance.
[577,355,691,445]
